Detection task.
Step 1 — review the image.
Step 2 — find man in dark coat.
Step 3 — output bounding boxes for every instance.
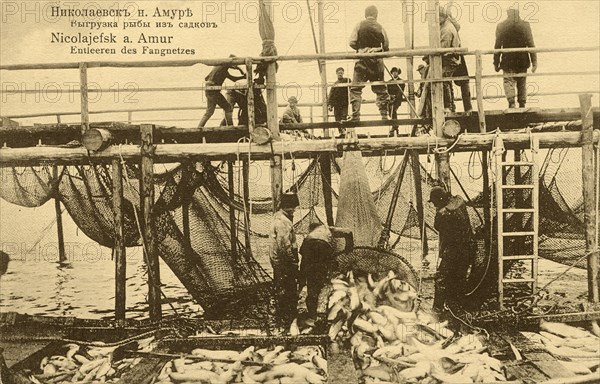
[494,6,537,108]
[430,187,475,312]
[198,55,246,128]
[348,5,390,121]
[328,67,351,124]
[387,67,405,136]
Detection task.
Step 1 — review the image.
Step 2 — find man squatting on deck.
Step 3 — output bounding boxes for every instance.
[348,5,390,122]
[494,5,537,109]
[271,193,301,324]
[197,55,246,128]
[429,187,476,312]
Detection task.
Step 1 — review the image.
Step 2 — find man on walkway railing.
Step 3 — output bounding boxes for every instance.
[494,5,538,109]
[348,5,390,122]
[197,54,246,128]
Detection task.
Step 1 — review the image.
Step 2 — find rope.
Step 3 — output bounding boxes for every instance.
[117,145,179,317]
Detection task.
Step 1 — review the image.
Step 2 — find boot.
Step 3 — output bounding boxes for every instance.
[507,98,516,109]
[518,101,526,108]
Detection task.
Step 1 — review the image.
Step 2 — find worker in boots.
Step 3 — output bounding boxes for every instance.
[197,54,246,128]
[271,193,300,326]
[299,222,334,327]
[429,186,475,313]
[348,5,390,122]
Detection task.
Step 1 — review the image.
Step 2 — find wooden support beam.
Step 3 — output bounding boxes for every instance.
[265,23,282,212]
[320,155,334,226]
[79,63,89,134]
[475,52,486,133]
[227,160,238,258]
[140,124,161,321]
[53,165,66,263]
[427,0,451,192]
[182,200,190,248]
[410,153,428,257]
[1,131,598,165]
[112,159,126,321]
[580,94,599,303]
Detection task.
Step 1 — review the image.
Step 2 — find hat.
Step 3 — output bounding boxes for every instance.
[336,67,344,73]
[417,64,426,72]
[281,193,300,209]
[390,67,400,74]
[429,186,449,204]
[288,96,298,104]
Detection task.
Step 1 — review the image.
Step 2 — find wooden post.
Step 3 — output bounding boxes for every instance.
[112,159,126,321]
[246,59,255,136]
[320,155,334,226]
[243,159,252,256]
[79,63,89,134]
[427,0,451,191]
[476,51,491,256]
[580,94,599,303]
[140,124,161,320]
[403,0,416,115]
[53,165,66,263]
[228,160,238,258]
[264,0,282,212]
[405,0,427,257]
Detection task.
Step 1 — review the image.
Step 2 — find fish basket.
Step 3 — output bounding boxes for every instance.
[333,246,419,290]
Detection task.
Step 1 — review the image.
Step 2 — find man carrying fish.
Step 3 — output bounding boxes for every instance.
[429,186,475,312]
[271,193,301,326]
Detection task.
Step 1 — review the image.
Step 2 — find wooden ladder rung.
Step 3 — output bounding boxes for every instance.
[501,185,535,189]
[501,161,534,166]
[501,231,535,236]
[502,255,536,260]
[502,278,536,283]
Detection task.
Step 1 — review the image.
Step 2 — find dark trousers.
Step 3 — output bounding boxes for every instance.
[442,63,458,110]
[273,264,298,324]
[456,80,472,112]
[433,254,469,311]
[389,97,402,131]
[503,70,528,107]
[333,105,349,122]
[198,88,234,128]
[350,58,389,119]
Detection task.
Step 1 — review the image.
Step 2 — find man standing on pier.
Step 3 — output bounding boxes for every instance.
[348,5,390,122]
[328,67,351,133]
[494,5,537,108]
[429,186,475,312]
[271,193,301,326]
[387,67,405,136]
[197,55,246,128]
[439,7,461,113]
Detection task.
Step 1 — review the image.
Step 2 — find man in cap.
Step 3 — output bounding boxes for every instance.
[348,5,390,121]
[494,5,537,108]
[281,96,303,124]
[198,54,247,128]
[387,67,406,136]
[328,67,351,123]
[429,186,475,312]
[271,192,301,325]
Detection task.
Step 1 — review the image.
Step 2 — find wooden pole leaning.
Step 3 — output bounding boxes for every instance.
[579,94,599,303]
[140,124,161,320]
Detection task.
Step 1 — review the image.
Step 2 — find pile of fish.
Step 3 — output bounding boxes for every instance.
[27,337,153,384]
[155,345,327,384]
[521,320,600,375]
[327,270,508,383]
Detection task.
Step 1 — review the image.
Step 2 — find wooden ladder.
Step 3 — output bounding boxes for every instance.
[495,136,540,309]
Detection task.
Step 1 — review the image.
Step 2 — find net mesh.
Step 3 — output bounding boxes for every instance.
[1,145,595,319]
